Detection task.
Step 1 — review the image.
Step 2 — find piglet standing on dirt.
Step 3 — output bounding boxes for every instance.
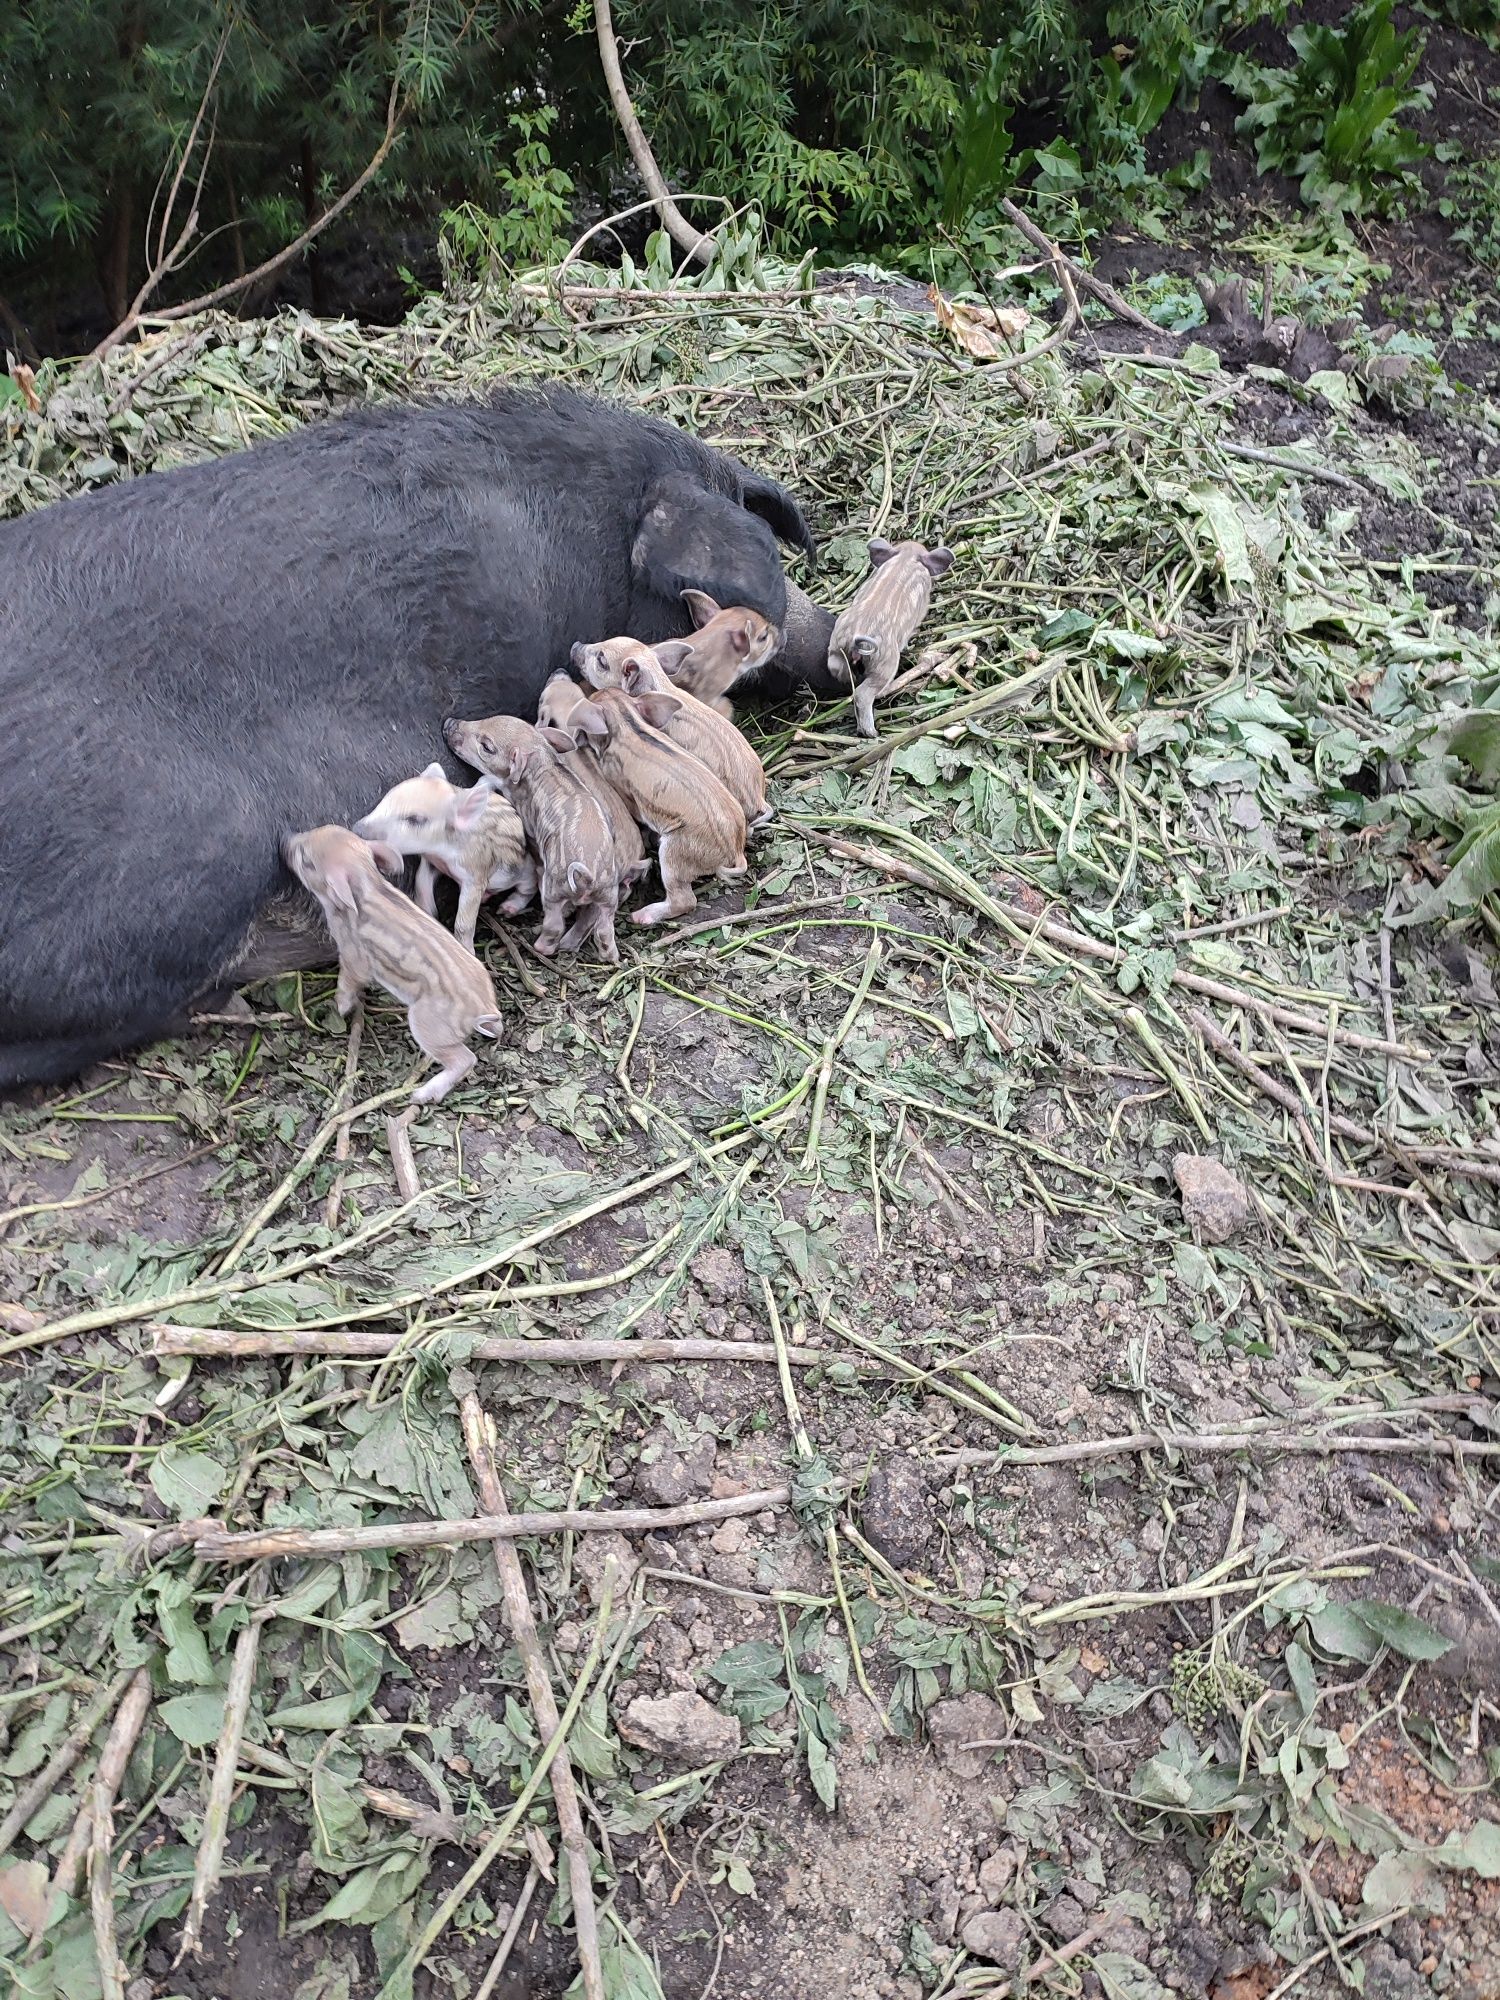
[658,592,783,717]
[444,714,628,962]
[282,826,503,1105]
[572,637,772,833]
[352,763,535,953]
[828,537,953,739]
[535,673,650,888]
[568,689,748,926]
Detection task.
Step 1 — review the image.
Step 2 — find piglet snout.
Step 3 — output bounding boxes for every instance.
[569,641,587,669]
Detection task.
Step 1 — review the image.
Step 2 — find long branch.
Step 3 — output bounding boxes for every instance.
[592,0,714,265]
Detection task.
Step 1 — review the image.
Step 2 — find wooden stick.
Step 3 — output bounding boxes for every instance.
[799,828,1426,1059]
[0,1133,753,1360]
[998,198,1160,333]
[592,0,714,263]
[386,1109,420,1203]
[176,1609,268,1961]
[474,1865,541,2000]
[195,1487,794,1563]
[0,1670,134,1862]
[935,1429,1500,1470]
[323,1004,364,1230]
[461,1397,603,2000]
[151,1327,858,1370]
[234,1741,473,1846]
[89,1669,152,2000]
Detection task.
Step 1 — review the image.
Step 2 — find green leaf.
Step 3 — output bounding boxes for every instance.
[1308,1603,1381,1664]
[155,1578,217,1687]
[149,1446,228,1518]
[159,1690,227,1749]
[1093,626,1165,660]
[1037,608,1095,651]
[1434,1819,1500,1878]
[1186,485,1255,594]
[1362,1848,1445,1916]
[1348,1600,1454,1662]
[890,737,942,785]
[805,1729,837,1811]
[1285,1640,1318,1719]
[1449,710,1500,786]
[303,1851,426,1930]
[708,1641,785,1692]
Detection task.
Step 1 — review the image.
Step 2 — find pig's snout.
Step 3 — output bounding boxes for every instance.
[569,642,587,669]
[351,813,376,839]
[442,718,462,750]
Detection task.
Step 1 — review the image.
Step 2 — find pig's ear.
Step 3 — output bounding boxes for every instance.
[454,780,492,831]
[635,691,682,729]
[367,840,404,878]
[322,858,361,911]
[921,546,955,577]
[868,538,898,567]
[571,702,609,741]
[653,639,695,677]
[538,725,577,753]
[420,761,447,782]
[681,589,722,628]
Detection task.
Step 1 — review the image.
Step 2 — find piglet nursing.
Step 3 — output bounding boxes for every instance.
[659,593,783,717]
[282,826,503,1104]
[829,537,953,738]
[353,763,534,952]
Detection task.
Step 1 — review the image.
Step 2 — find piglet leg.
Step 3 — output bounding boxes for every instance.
[415,859,439,918]
[411,1045,477,1105]
[633,840,697,926]
[498,855,538,915]
[533,896,570,955]
[453,879,483,954]
[854,680,879,739]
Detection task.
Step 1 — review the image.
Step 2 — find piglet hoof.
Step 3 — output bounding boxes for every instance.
[532,937,560,958]
[411,1074,454,1106]
[632,902,682,927]
[498,896,530,915]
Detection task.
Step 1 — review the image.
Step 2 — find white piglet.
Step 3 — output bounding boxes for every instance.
[354,763,535,953]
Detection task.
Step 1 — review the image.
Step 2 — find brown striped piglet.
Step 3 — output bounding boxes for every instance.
[571,637,771,833]
[654,592,782,717]
[282,826,502,1104]
[444,714,627,962]
[569,689,747,926]
[829,538,953,739]
[535,672,650,891]
[353,763,535,953]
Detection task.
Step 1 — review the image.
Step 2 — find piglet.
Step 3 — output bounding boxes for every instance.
[828,538,953,738]
[444,714,627,962]
[656,592,782,717]
[353,763,535,953]
[569,689,747,925]
[535,673,650,887]
[573,637,771,832]
[282,826,502,1104]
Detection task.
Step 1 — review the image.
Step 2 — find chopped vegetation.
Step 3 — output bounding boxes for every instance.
[2,252,1500,2000]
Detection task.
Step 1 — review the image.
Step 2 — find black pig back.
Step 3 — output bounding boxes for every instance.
[0,385,814,1086]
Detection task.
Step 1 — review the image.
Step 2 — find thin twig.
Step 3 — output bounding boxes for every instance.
[88,1669,153,2000]
[592,0,715,263]
[151,1327,861,1370]
[461,1396,603,2000]
[386,1108,420,1202]
[323,1003,364,1230]
[934,1428,1500,1470]
[176,1605,269,1961]
[194,1487,797,1562]
[474,1865,541,2000]
[998,198,1160,333]
[0,1670,135,1861]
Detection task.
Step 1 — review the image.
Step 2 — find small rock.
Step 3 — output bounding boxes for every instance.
[978,1847,1019,1903]
[960,1909,1024,1967]
[555,1619,583,1655]
[1424,1599,1500,1688]
[691,1245,744,1302]
[634,1428,717,1507]
[927,1693,1005,1779]
[1173,1154,1251,1244]
[573,1531,638,1603]
[688,1618,715,1654]
[1062,1875,1101,1911]
[711,1517,749,1555]
[618,1690,740,1764]
[1046,1895,1089,1942]
[859,1458,933,1570]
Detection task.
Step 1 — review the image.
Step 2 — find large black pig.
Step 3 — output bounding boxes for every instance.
[0,385,837,1090]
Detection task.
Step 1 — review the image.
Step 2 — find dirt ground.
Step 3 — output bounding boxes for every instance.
[5,19,1500,1997]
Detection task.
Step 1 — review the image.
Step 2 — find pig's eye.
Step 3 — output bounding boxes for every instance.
[404,814,422,827]
[479,735,495,755]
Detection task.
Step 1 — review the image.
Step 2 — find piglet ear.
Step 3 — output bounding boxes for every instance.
[454,780,493,831]
[538,725,578,753]
[681,589,722,628]
[922,546,955,577]
[322,859,361,911]
[653,639,695,677]
[571,702,609,741]
[635,690,682,729]
[868,538,898,567]
[366,840,404,878]
[420,760,447,782]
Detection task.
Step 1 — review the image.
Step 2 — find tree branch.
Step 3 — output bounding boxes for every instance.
[592,0,715,265]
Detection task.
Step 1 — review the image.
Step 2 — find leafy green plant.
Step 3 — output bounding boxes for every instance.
[1225,0,1431,213]
[440,106,577,274]
[1438,155,1500,269]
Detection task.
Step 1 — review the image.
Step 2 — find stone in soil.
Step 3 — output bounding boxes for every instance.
[959,1909,1024,1966]
[1173,1153,1251,1244]
[926,1692,1005,1780]
[858,1457,933,1570]
[618,1690,741,1764]
[634,1427,717,1506]
[573,1530,639,1603]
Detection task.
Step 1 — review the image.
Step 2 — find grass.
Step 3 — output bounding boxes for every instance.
[2,253,1500,1997]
